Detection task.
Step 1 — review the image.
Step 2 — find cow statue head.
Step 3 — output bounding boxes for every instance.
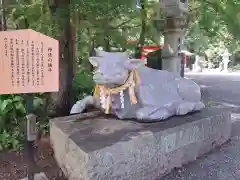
[89,49,144,87]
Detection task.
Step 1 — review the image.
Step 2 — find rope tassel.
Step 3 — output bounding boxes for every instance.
[93,70,140,114]
[129,86,137,105]
[120,90,125,108]
[105,92,111,114]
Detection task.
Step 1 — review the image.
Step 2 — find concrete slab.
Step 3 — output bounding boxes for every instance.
[20,172,48,180]
[50,108,232,180]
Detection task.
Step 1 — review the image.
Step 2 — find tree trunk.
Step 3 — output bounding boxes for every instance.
[104,35,110,52]
[138,0,146,47]
[88,29,95,72]
[134,0,146,58]
[72,11,78,76]
[48,0,75,117]
[103,18,111,52]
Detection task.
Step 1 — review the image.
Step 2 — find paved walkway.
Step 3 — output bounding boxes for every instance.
[162,73,240,180]
[162,137,240,180]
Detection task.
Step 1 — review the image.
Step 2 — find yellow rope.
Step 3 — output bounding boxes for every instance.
[93,70,140,114]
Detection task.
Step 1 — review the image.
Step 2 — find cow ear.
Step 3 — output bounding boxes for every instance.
[89,57,100,67]
[123,51,130,58]
[124,58,144,70]
[94,48,107,57]
[94,48,100,55]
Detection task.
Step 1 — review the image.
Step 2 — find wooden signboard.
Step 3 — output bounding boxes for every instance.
[0,29,59,94]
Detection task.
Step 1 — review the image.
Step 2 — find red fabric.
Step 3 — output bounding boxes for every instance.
[140,46,163,60]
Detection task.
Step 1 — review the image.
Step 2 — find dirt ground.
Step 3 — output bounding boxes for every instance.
[0,136,66,180]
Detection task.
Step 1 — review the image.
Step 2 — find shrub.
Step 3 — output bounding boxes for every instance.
[0,95,26,150]
[0,69,95,151]
[72,69,95,101]
[0,94,46,151]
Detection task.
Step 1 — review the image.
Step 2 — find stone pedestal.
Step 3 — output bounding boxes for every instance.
[50,108,231,180]
[162,30,182,73]
[162,54,181,73]
[160,17,187,75]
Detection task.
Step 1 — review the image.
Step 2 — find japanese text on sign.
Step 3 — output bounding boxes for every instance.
[0,29,59,94]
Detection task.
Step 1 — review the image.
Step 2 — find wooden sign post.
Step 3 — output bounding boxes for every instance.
[0,29,59,180]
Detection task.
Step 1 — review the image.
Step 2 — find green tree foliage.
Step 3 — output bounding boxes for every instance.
[185,0,240,64]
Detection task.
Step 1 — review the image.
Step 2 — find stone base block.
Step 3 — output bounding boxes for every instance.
[50,108,231,180]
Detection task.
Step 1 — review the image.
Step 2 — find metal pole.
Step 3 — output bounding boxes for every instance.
[0,0,3,31]
[180,53,185,77]
[178,38,184,77]
[25,94,37,180]
[0,0,6,31]
[158,48,162,70]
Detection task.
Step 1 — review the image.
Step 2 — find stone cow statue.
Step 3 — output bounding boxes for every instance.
[70,50,205,121]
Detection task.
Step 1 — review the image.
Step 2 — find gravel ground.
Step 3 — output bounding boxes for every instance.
[0,136,66,180]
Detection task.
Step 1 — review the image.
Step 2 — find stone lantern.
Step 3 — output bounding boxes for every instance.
[221,49,231,72]
[153,0,189,74]
[160,0,188,16]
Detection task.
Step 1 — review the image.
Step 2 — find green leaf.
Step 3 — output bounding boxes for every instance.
[33,97,44,110]
[13,95,24,102]
[0,99,13,113]
[14,101,26,114]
